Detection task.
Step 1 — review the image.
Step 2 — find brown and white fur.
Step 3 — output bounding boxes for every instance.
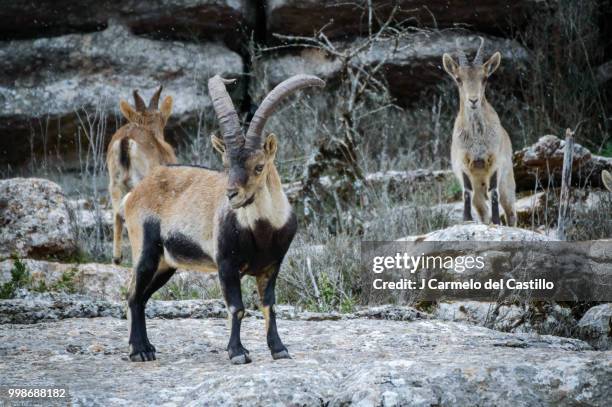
[122,74,324,364]
[443,37,516,226]
[106,87,176,264]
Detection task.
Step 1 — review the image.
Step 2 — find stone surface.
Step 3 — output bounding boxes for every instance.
[0,259,129,300]
[266,0,538,41]
[399,223,553,242]
[578,303,612,351]
[0,0,248,44]
[0,316,609,406]
[0,258,222,301]
[253,32,528,104]
[0,22,243,167]
[435,301,581,339]
[0,178,77,260]
[513,135,612,192]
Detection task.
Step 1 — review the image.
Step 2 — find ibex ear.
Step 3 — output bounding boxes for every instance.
[602,170,612,192]
[263,133,278,158]
[210,134,226,155]
[160,95,173,122]
[442,53,459,77]
[484,52,501,77]
[119,99,139,123]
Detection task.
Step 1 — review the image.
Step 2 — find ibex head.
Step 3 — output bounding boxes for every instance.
[443,37,501,112]
[603,170,612,192]
[119,86,173,131]
[208,74,325,209]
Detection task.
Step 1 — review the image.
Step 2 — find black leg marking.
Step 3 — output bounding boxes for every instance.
[163,233,213,264]
[489,171,500,225]
[257,265,290,360]
[462,172,473,222]
[219,260,251,365]
[128,218,162,362]
[143,268,176,303]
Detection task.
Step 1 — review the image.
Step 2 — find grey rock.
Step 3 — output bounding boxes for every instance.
[0,317,609,406]
[0,0,248,44]
[0,22,243,167]
[266,0,540,41]
[253,32,528,103]
[435,301,580,338]
[0,258,130,300]
[0,293,124,324]
[513,135,612,191]
[578,303,612,350]
[351,304,430,321]
[399,223,553,242]
[0,178,77,260]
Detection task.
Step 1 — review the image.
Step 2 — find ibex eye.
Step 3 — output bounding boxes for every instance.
[254,164,264,174]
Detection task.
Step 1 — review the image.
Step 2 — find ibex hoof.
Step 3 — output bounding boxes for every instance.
[230,354,252,365]
[129,351,156,362]
[112,257,122,265]
[271,349,291,360]
[229,344,251,364]
[128,342,157,362]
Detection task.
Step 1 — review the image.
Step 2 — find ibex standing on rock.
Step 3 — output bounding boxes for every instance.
[122,74,325,364]
[106,87,176,265]
[443,37,516,226]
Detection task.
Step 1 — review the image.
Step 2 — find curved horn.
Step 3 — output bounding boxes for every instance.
[455,38,469,67]
[207,75,243,151]
[149,85,163,110]
[133,90,146,112]
[245,74,325,150]
[473,36,485,65]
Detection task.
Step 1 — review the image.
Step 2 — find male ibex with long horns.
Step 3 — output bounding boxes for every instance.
[443,37,516,226]
[106,86,176,265]
[122,74,325,364]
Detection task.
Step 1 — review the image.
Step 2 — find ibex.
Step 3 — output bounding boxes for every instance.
[122,74,325,364]
[603,170,612,191]
[443,37,516,226]
[106,86,176,265]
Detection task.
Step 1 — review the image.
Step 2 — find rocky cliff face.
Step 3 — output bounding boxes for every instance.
[0,22,243,167]
[0,0,537,171]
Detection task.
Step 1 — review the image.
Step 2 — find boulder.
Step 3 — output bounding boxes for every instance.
[0,178,77,260]
[0,258,222,301]
[0,22,243,168]
[0,259,129,300]
[0,0,249,45]
[435,301,581,338]
[0,316,609,405]
[253,31,528,104]
[266,0,539,41]
[577,303,612,350]
[513,135,612,192]
[399,223,553,242]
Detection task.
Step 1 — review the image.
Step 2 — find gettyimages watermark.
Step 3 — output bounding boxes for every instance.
[361,240,612,301]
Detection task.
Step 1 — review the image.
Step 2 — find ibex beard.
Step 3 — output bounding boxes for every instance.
[443,37,517,226]
[122,74,325,364]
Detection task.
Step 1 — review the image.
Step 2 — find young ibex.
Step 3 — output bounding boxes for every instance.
[443,37,517,226]
[603,170,612,191]
[122,74,325,364]
[106,86,176,264]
